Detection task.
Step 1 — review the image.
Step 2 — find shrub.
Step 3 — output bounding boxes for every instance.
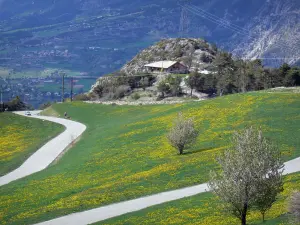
[74,94,91,101]
[131,93,140,100]
[39,102,52,110]
[114,85,131,99]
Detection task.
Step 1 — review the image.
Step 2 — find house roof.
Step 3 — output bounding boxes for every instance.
[144,61,178,69]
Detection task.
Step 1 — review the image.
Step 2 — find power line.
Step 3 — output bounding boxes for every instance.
[183,4,250,36]
[179,1,190,37]
[184,4,299,61]
[189,3,252,35]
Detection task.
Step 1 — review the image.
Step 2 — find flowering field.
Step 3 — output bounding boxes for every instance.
[0,113,64,176]
[0,92,300,225]
[97,172,300,225]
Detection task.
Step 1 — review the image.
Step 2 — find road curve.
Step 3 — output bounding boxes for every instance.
[35,157,300,225]
[0,111,87,186]
[2,111,299,225]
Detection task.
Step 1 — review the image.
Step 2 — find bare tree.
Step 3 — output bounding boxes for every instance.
[167,112,198,155]
[209,127,284,225]
[289,192,300,223]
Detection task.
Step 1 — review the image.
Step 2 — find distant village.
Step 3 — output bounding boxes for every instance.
[0,73,96,108]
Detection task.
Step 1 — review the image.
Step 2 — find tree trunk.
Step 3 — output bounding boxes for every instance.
[262,212,265,223]
[179,146,184,155]
[241,212,246,225]
[190,88,193,97]
[241,203,248,225]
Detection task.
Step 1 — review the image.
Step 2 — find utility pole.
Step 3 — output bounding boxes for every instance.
[70,77,74,102]
[61,73,65,103]
[179,0,190,37]
[0,89,3,112]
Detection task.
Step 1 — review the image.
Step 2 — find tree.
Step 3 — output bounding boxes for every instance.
[289,192,300,223]
[209,127,284,225]
[157,80,170,98]
[140,77,149,91]
[185,71,202,97]
[167,112,198,155]
[284,68,300,86]
[6,96,28,111]
[254,175,283,222]
[212,52,236,96]
[234,59,249,93]
[166,75,182,96]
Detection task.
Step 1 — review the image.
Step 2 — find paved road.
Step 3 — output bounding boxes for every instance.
[0,111,86,186]
[2,111,300,225]
[35,156,300,225]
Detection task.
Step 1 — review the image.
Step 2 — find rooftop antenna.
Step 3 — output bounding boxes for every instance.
[179,0,190,37]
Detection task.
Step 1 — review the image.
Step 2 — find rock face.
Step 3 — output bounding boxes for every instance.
[232,0,300,66]
[121,38,217,75]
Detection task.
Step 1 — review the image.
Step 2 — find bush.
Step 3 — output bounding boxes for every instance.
[114,85,131,99]
[39,102,52,110]
[131,93,140,100]
[74,94,91,101]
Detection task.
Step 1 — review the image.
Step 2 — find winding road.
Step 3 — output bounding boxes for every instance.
[1,111,300,225]
[0,111,87,186]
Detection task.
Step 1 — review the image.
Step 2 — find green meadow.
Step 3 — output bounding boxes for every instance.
[0,91,300,224]
[97,172,300,225]
[0,113,64,176]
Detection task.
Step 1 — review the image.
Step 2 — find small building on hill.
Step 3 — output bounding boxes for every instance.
[144,61,189,74]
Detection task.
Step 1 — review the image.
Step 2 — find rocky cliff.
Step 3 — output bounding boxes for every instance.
[121,38,217,74]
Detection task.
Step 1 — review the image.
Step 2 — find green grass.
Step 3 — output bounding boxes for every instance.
[96,172,300,225]
[0,92,300,224]
[0,112,64,176]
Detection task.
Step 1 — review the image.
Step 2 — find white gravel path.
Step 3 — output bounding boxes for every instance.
[0,111,86,186]
[35,157,300,225]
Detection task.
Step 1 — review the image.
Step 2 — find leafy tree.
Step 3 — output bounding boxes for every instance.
[279,63,291,83]
[255,175,283,222]
[185,71,202,96]
[140,77,149,90]
[212,52,236,96]
[209,127,284,225]
[6,96,29,111]
[157,80,170,98]
[167,112,198,155]
[284,68,300,86]
[166,75,182,96]
[234,59,250,93]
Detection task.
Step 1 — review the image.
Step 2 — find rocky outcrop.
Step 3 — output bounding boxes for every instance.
[121,38,217,75]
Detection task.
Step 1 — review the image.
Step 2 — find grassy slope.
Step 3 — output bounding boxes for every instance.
[97,172,300,225]
[0,113,64,176]
[0,92,300,224]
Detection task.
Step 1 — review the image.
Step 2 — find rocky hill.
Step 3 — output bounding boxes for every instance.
[121,38,217,74]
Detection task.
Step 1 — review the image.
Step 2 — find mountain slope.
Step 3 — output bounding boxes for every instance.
[232,0,300,66]
[0,0,299,76]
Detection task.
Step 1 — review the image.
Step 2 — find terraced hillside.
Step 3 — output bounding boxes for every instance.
[0,113,64,176]
[0,91,300,224]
